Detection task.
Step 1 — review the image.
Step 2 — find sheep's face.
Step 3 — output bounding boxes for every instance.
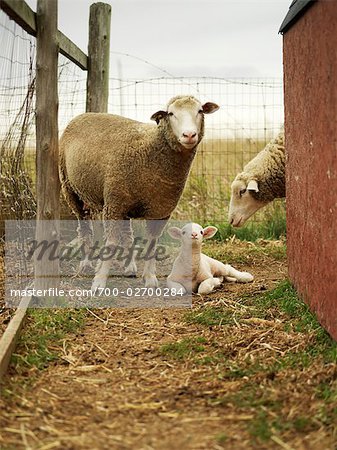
[168,223,218,247]
[228,179,268,227]
[151,96,219,150]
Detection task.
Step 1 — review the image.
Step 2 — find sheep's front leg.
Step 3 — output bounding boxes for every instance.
[142,219,168,288]
[124,255,137,278]
[77,219,94,274]
[92,213,133,290]
[198,277,223,295]
[123,224,138,277]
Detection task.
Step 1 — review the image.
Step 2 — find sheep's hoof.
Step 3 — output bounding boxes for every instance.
[91,277,107,292]
[144,275,159,288]
[124,267,137,278]
[124,261,137,278]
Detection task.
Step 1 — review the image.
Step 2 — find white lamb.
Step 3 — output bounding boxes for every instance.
[167,223,254,295]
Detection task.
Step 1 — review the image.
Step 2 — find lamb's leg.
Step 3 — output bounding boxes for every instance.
[142,219,168,288]
[198,277,223,295]
[216,262,254,283]
[61,181,93,273]
[224,276,237,283]
[92,211,134,290]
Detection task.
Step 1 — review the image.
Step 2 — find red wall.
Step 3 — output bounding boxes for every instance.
[283,0,337,340]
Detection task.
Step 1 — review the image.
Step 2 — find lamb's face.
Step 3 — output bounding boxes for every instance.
[228,179,268,227]
[168,223,218,247]
[151,96,219,150]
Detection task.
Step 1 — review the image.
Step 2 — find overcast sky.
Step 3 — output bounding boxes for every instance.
[26,0,291,79]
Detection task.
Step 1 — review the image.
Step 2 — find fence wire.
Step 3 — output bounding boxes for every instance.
[0,10,284,229]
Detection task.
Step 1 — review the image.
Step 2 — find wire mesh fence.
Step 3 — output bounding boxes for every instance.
[0,9,285,232]
[0,10,37,224]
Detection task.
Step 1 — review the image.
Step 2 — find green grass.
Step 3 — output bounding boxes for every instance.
[159,336,207,360]
[11,309,85,372]
[247,410,314,442]
[316,382,337,403]
[214,433,228,445]
[248,411,272,441]
[185,307,234,327]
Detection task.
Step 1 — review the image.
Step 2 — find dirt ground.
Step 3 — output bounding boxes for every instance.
[0,239,336,450]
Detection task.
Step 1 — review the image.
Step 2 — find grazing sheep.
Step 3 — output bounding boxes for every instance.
[59,96,219,289]
[228,131,285,227]
[167,223,254,295]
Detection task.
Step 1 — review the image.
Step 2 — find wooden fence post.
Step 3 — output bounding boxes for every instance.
[86,2,111,113]
[35,0,60,294]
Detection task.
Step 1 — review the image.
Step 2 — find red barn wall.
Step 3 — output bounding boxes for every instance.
[283,1,337,340]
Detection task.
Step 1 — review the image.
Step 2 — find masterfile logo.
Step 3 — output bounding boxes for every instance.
[5,220,192,308]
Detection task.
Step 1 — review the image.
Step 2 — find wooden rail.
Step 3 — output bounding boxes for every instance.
[0,296,31,380]
[0,0,88,70]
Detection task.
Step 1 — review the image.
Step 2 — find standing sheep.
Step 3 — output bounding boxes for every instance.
[228,131,285,227]
[167,223,254,295]
[59,95,219,289]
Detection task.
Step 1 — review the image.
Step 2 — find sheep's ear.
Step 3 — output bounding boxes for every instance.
[247,180,259,192]
[202,226,218,239]
[167,227,182,240]
[202,102,219,114]
[150,110,168,124]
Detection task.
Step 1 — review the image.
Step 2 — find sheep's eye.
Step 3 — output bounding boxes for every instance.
[168,112,174,116]
[240,188,247,197]
[200,230,203,235]
[198,110,203,114]
[182,231,185,235]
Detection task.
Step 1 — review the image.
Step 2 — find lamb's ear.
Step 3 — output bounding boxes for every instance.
[202,226,218,239]
[247,180,259,192]
[202,102,219,114]
[167,227,182,240]
[150,110,168,124]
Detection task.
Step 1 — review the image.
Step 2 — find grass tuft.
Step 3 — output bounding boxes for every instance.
[159,337,207,360]
[11,309,85,372]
